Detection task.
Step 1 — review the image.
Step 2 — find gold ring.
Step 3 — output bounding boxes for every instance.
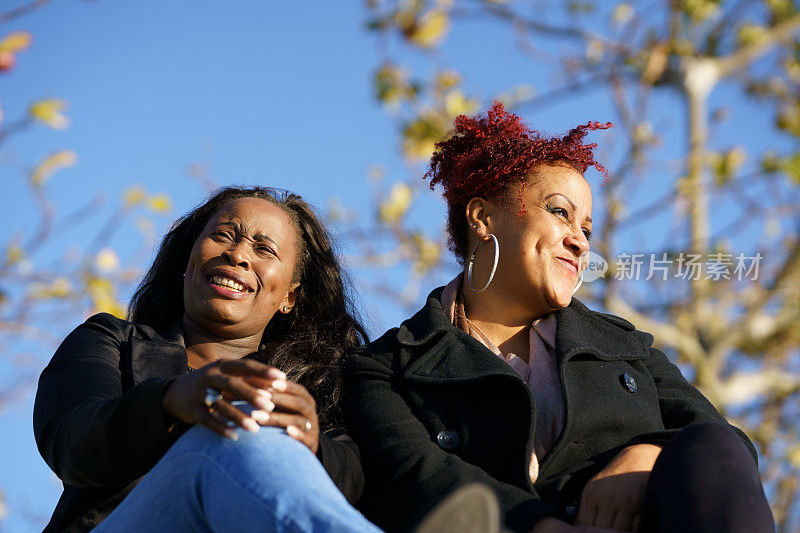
[203,388,223,409]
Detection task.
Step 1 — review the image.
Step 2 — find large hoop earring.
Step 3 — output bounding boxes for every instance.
[572,271,584,295]
[467,234,499,293]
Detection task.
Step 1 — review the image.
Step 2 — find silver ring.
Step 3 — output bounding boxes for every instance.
[304,419,312,432]
[203,388,223,409]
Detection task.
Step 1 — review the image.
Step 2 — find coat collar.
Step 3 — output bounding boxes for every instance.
[129,320,188,386]
[398,288,647,383]
[552,298,646,363]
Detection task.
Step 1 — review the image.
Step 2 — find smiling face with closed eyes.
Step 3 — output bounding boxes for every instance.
[182,197,301,340]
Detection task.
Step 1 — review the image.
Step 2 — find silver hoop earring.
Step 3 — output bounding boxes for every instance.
[572,271,583,295]
[467,234,499,293]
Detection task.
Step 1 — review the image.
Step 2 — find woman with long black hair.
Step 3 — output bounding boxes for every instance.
[34,186,380,532]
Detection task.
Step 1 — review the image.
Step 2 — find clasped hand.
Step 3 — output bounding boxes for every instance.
[161,359,320,453]
[532,443,661,533]
[576,443,662,532]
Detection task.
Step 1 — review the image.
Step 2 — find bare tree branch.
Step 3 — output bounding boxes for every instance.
[717,14,800,77]
[0,0,50,23]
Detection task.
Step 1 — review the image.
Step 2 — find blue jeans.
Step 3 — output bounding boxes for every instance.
[95,410,381,532]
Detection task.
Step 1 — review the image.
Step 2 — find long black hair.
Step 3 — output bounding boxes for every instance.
[128,186,367,430]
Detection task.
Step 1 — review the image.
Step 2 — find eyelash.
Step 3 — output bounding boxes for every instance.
[213,232,276,254]
[547,206,592,241]
[257,245,275,256]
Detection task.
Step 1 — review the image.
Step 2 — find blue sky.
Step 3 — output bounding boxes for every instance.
[0,1,794,530]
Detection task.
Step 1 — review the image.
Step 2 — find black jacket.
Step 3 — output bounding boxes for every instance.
[342,289,755,533]
[33,313,364,532]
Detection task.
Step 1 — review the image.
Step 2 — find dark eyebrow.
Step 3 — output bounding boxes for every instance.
[543,193,592,224]
[215,221,282,252]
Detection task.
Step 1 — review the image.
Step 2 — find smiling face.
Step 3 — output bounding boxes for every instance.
[467,162,592,317]
[182,197,301,340]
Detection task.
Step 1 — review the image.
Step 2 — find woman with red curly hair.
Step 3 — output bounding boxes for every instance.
[343,103,774,533]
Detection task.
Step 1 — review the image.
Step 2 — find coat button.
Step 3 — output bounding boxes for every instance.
[621,372,638,393]
[436,430,459,449]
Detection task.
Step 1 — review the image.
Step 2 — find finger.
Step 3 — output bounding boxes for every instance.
[210,399,260,434]
[269,390,316,417]
[217,359,286,380]
[260,411,317,452]
[576,495,597,527]
[593,503,616,529]
[286,424,314,451]
[250,378,308,397]
[197,408,239,441]
[612,507,635,532]
[631,514,641,533]
[258,411,312,432]
[205,374,275,412]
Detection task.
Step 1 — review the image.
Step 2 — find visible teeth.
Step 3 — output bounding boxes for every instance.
[210,275,246,292]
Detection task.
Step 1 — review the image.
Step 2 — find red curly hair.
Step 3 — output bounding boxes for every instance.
[424,101,611,262]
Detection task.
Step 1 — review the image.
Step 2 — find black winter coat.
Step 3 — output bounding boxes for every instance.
[342,289,755,533]
[33,313,364,532]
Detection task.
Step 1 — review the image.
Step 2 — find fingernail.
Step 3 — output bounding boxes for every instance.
[224,428,239,441]
[268,368,286,380]
[286,425,300,437]
[272,380,287,391]
[251,410,270,424]
[254,397,275,412]
[242,418,259,434]
[256,389,272,400]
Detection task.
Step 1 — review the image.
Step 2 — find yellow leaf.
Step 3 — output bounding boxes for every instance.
[4,244,24,266]
[402,112,449,161]
[679,0,720,23]
[375,63,415,107]
[435,71,461,92]
[29,98,70,129]
[788,444,800,468]
[93,297,126,318]
[124,186,147,206]
[30,277,72,299]
[403,137,437,161]
[95,248,120,272]
[146,193,172,214]
[0,31,32,53]
[641,41,669,85]
[30,150,78,186]
[86,276,125,318]
[444,90,478,119]
[777,102,800,137]
[612,3,634,25]
[406,10,449,48]
[411,233,442,274]
[737,24,769,48]
[378,183,413,224]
